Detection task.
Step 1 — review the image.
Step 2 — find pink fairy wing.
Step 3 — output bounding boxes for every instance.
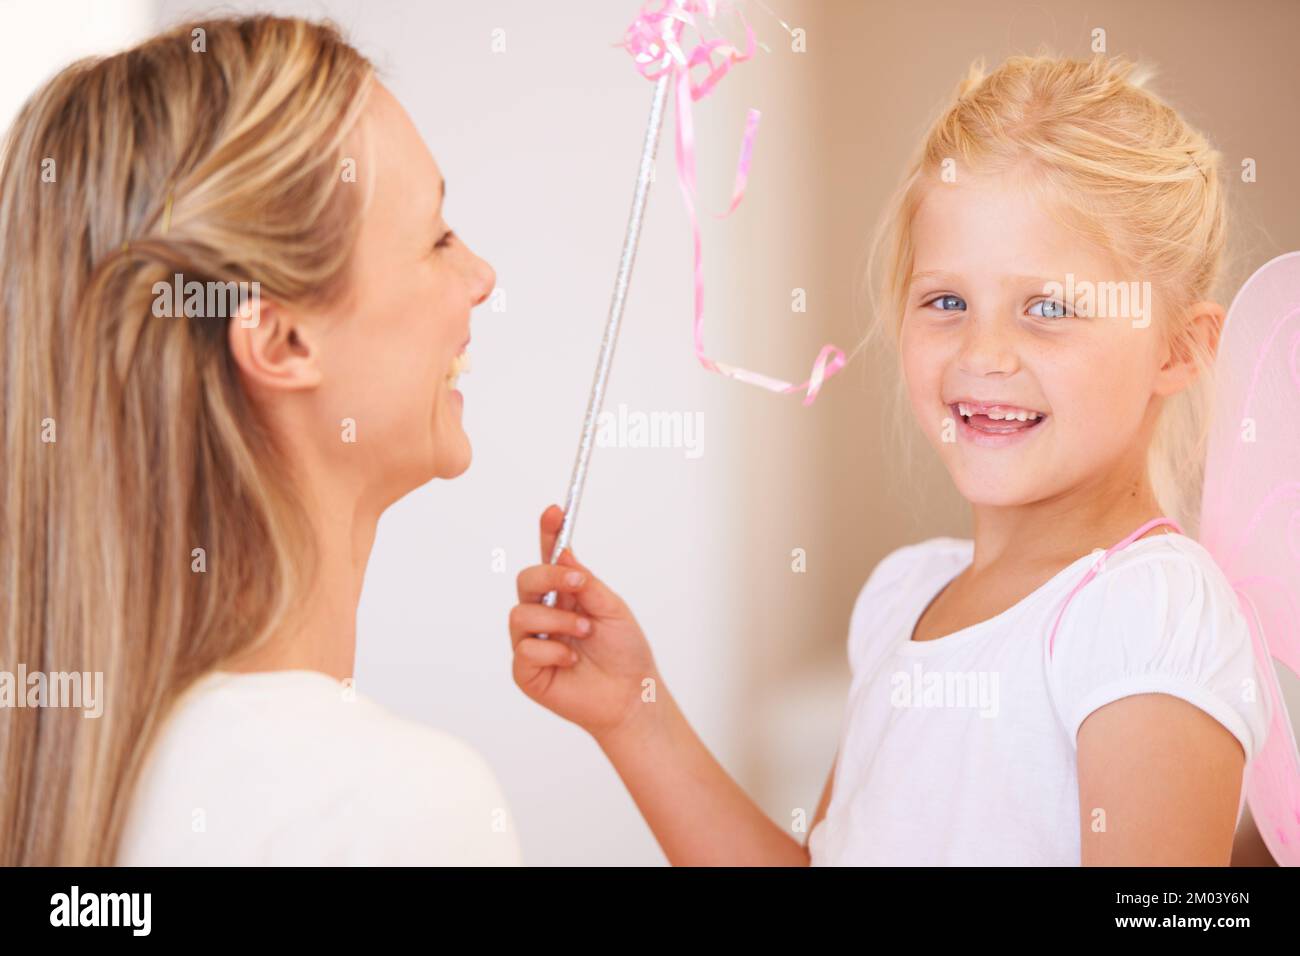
[1199,251,1300,865]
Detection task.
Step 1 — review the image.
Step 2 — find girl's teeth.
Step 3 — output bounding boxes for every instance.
[956,402,1040,421]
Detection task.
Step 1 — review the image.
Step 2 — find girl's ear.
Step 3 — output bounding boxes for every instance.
[1188,300,1226,363]
[1155,300,1224,395]
[226,298,324,393]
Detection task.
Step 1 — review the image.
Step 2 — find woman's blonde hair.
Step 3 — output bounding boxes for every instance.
[864,51,1228,534]
[0,15,374,864]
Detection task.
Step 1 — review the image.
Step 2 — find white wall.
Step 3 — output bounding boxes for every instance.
[0,0,157,132]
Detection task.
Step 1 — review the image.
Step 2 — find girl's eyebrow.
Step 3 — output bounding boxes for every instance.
[909,270,955,285]
[909,269,1062,287]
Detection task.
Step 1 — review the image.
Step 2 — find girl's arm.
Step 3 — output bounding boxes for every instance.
[593,686,811,866]
[1076,693,1245,865]
[509,506,812,866]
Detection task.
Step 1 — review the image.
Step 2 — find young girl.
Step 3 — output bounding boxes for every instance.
[507,53,1273,865]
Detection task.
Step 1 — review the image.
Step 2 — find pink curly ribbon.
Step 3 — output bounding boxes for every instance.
[624,0,846,405]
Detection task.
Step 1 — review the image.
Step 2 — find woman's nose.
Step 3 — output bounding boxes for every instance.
[468,251,496,308]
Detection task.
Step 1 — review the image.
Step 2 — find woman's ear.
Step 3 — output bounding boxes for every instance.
[226,298,324,393]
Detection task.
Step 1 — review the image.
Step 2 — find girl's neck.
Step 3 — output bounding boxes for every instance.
[967,471,1170,576]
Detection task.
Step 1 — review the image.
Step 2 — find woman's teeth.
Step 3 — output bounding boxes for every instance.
[446,350,471,389]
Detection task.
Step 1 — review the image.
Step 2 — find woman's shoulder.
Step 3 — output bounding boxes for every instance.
[159,670,496,779]
[117,670,521,865]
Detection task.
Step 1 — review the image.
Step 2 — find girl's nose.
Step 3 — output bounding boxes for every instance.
[957,314,1020,377]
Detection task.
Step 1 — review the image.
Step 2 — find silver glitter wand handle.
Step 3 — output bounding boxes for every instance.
[538,74,671,638]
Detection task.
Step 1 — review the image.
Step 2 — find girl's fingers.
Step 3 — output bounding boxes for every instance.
[550,552,626,619]
[516,562,589,604]
[515,556,625,621]
[538,504,564,563]
[508,602,593,647]
[515,636,579,670]
[528,505,626,616]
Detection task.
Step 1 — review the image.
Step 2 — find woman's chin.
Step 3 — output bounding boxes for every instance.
[431,430,472,480]
[429,392,472,478]
[439,448,472,479]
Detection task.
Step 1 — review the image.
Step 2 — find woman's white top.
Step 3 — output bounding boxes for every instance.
[117,670,521,865]
[808,533,1272,866]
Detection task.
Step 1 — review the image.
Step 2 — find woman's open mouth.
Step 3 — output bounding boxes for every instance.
[446,347,471,391]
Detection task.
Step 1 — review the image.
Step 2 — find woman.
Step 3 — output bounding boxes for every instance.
[0,15,517,864]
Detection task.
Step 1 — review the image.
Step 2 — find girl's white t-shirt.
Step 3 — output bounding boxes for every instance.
[808,533,1272,866]
[116,669,521,866]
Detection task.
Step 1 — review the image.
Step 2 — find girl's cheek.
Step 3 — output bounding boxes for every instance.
[902,336,944,388]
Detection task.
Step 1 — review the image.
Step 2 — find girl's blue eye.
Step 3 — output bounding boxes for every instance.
[928,294,966,312]
[1028,298,1073,319]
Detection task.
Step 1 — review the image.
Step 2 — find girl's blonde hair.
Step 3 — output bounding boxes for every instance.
[864,51,1228,534]
[0,15,374,864]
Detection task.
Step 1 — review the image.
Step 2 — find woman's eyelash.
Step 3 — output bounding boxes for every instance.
[433,230,455,252]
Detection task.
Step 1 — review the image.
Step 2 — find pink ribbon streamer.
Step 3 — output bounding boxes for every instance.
[624,0,846,405]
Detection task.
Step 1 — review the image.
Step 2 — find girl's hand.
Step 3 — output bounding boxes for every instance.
[509,505,659,741]
[510,507,807,866]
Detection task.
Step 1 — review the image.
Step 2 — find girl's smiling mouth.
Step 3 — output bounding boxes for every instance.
[948,398,1048,447]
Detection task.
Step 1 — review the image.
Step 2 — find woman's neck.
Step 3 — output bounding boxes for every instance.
[223,476,382,682]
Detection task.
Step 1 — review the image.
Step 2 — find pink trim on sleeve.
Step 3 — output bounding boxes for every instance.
[1046,517,1185,659]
